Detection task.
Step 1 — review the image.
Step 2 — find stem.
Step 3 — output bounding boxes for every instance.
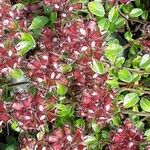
[122,67,150,75]
[116,1,149,25]
[8,82,30,87]
[119,87,150,95]
[122,110,150,117]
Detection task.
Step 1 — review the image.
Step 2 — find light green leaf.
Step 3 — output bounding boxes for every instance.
[16,33,36,56]
[118,69,132,83]
[29,16,49,30]
[106,78,119,89]
[92,122,100,133]
[105,43,124,63]
[108,6,118,22]
[114,17,126,29]
[123,93,139,108]
[9,69,24,80]
[98,18,110,31]
[84,136,97,146]
[115,57,125,68]
[139,54,150,69]
[12,3,25,10]
[124,31,133,41]
[60,64,72,74]
[129,8,143,18]
[140,98,150,112]
[56,82,68,96]
[88,2,105,17]
[145,129,150,140]
[91,59,105,74]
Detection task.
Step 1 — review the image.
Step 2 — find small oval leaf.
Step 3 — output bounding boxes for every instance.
[88,2,105,17]
[140,98,150,112]
[118,69,132,83]
[129,8,143,18]
[91,59,105,74]
[9,69,24,80]
[108,6,118,22]
[56,82,68,96]
[29,16,49,30]
[123,93,139,108]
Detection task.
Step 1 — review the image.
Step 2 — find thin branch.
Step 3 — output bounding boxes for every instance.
[119,87,150,95]
[8,82,30,87]
[122,110,150,117]
[116,1,149,25]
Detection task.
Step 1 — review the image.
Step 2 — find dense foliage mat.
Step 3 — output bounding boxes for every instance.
[0,0,150,149]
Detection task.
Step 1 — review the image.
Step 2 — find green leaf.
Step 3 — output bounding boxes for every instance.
[114,17,126,29]
[57,104,74,117]
[105,43,124,63]
[115,57,125,68]
[124,31,132,41]
[139,54,150,69]
[106,78,119,89]
[88,2,105,17]
[11,120,19,132]
[141,10,149,20]
[56,82,68,96]
[98,18,110,31]
[91,59,105,74]
[17,33,36,56]
[75,119,85,129]
[132,73,141,82]
[28,85,37,96]
[123,93,139,108]
[92,122,100,133]
[144,129,150,141]
[140,98,150,112]
[84,136,97,146]
[9,69,24,80]
[129,8,143,18]
[108,6,118,22]
[29,16,49,30]
[60,64,72,74]
[118,69,132,83]
[49,12,57,26]
[12,3,25,10]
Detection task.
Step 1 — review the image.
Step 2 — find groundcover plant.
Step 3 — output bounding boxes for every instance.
[0,0,150,149]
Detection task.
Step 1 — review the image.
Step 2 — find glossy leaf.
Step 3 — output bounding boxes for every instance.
[108,6,118,22]
[16,33,36,56]
[91,59,105,74]
[139,54,150,69]
[129,8,143,17]
[88,2,105,17]
[123,93,139,108]
[118,69,132,83]
[140,98,150,112]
